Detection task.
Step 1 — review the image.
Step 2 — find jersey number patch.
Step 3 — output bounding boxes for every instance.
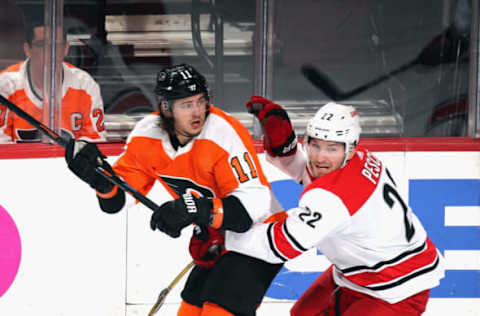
[383,169,415,242]
[231,152,258,183]
[298,206,322,228]
[93,109,105,132]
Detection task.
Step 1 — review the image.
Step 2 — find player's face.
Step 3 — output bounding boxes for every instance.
[307,138,348,178]
[171,93,208,144]
[24,26,69,85]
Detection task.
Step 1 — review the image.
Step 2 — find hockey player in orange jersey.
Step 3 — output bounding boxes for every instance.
[0,19,105,143]
[226,96,445,316]
[64,64,284,316]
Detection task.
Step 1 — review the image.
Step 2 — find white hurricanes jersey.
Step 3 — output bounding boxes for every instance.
[228,146,444,303]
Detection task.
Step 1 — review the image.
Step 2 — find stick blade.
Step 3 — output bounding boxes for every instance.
[301,64,345,101]
[148,288,170,316]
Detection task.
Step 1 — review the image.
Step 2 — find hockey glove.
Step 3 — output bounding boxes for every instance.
[65,139,114,194]
[246,95,297,157]
[189,226,225,268]
[150,193,223,238]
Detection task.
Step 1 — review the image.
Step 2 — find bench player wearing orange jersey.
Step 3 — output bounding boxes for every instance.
[0,19,106,143]
[64,64,284,316]
[226,96,445,316]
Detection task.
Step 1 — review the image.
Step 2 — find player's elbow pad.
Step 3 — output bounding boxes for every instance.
[221,195,253,233]
[97,187,125,214]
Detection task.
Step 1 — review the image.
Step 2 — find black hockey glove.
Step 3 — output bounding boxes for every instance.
[150,193,213,238]
[65,139,113,193]
[246,95,297,157]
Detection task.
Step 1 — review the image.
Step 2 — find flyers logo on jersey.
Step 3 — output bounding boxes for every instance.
[159,175,214,198]
[16,129,39,141]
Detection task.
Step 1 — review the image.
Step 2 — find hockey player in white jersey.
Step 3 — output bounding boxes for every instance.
[228,96,445,316]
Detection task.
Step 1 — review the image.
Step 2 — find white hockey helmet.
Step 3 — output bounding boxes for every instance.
[305,102,361,167]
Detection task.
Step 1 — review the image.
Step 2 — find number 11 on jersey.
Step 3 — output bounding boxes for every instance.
[231,152,258,183]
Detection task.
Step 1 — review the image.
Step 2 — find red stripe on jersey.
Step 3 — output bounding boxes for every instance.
[341,238,438,287]
[272,221,303,259]
[301,147,381,216]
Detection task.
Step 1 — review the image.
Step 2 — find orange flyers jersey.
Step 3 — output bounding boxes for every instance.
[0,60,106,143]
[113,106,275,224]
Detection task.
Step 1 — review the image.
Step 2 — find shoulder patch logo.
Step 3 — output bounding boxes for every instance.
[159,175,215,198]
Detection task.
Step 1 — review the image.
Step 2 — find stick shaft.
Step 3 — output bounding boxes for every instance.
[167,261,195,290]
[339,60,417,99]
[148,261,195,316]
[302,59,417,101]
[0,94,67,147]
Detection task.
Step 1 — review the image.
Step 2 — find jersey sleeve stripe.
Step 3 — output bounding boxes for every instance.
[271,221,303,259]
[267,223,289,262]
[283,220,309,252]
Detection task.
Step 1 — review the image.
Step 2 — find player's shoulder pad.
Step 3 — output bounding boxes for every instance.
[126,113,167,143]
[63,62,100,91]
[199,106,252,151]
[0,61,26,93]
[0,61,23,75]
[299,186,350,219]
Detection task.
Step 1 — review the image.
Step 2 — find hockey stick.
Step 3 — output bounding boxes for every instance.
[1,95,196,313]
[0,94,159,212]
[301,59,418,101]
[148,260,195,316]
[301,24,471,102]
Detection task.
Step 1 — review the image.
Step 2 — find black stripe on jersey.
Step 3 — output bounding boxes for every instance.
[385,168,397,187]
[267,223,288,262]
[283,220,309,252]
[340,241,427,274]
[365,255,440,291]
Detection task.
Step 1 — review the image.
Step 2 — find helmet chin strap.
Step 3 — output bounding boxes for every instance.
[304,139,317,179]
[341,146,357,168]
[174,125,203,145]
[175,128,195,144]
[306,160,316,179]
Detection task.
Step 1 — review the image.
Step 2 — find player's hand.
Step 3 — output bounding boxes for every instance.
[150,193,212,238]
[150,199,184,238]
[65,139,113,193]
[246,96,297,157]
[189,225,225,268]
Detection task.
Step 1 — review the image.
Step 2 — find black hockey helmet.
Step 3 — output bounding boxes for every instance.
[154,63,209,104]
